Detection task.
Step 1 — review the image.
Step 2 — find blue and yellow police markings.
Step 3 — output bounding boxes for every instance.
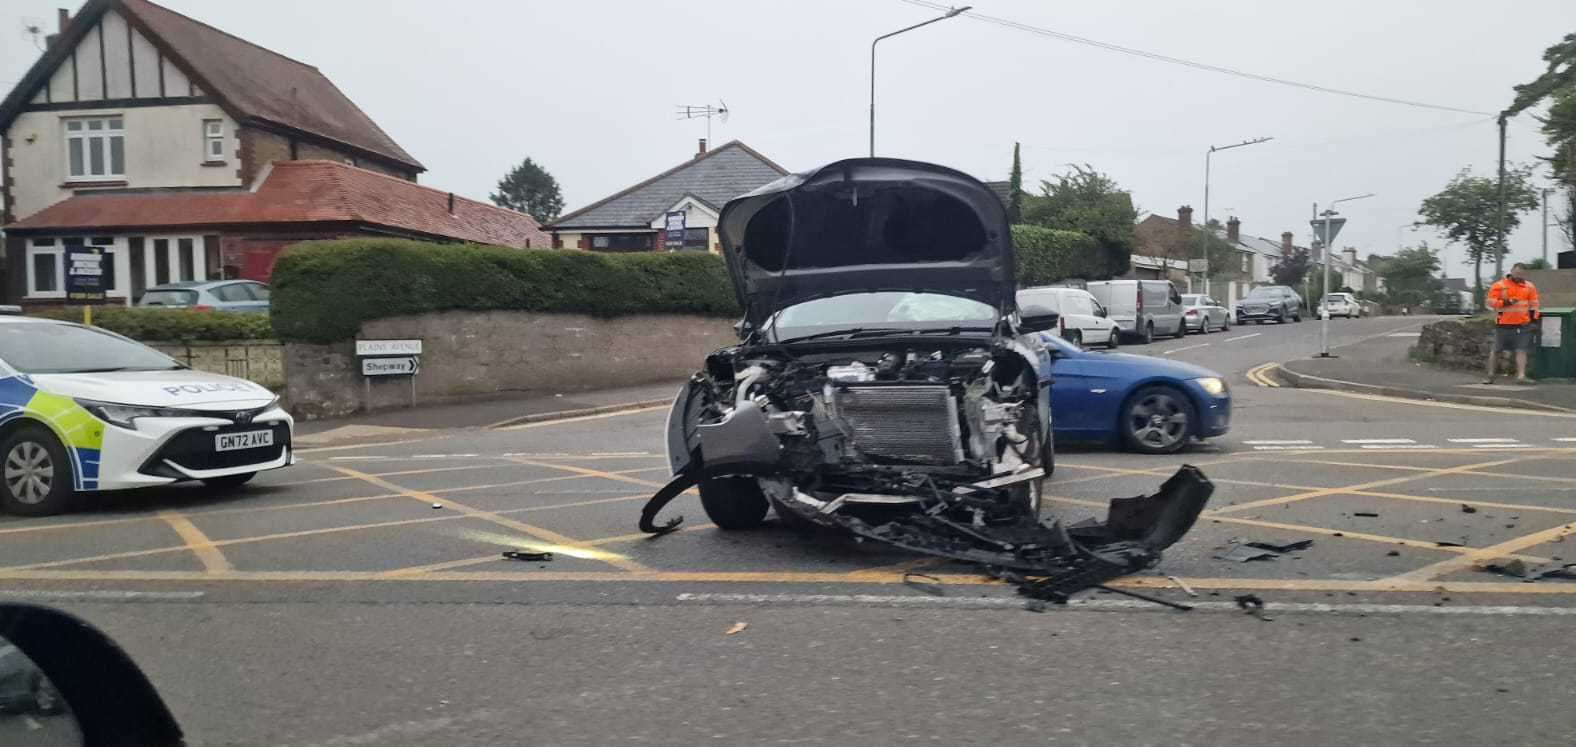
[0,375,105,490]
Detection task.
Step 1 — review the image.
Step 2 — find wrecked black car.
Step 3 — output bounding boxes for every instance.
[640,158,1212,602]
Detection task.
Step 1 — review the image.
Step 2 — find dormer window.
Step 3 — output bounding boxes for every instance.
[203,119,225,162]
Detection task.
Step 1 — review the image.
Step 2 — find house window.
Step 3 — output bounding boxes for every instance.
[589,233,654,252]
[64,116,125,180]
[679,227,710,251]
[143,235,206,290]
[203,119,225,162]
[1241,253,1251,273]
[28,240,62,297]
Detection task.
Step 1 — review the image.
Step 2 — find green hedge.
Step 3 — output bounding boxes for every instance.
[35,306,274,342]
[270,239,741,343]
[1012,226,1103,286]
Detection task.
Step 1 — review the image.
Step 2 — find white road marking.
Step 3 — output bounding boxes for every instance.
[1448,438,1520,443]
[1223,333,1262,342]
[0,589,205,601]
[675,592,1576,617]
[327,456,392,461]
[1343,438,1416,444]
[1244,440,1315,445]
[1163,343,1211,355]
[1389,332,1423,337]
[1555,438,1576,443]
[1360,444,1439,450]
[1471,443,1525,449]
[1252,445,1326,451]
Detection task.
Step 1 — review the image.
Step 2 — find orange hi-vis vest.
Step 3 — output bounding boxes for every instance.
[1486,276,1540,326]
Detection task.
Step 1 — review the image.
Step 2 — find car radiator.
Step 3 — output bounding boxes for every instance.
[828,384,965,465]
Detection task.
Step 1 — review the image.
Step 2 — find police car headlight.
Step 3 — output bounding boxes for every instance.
[76,399,203,430]
[1194,377,1228,397]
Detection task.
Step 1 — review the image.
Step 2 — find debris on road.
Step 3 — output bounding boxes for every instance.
[902,571,946,596]
[502,551,553,562]
[1234,594,1272,621]
[431,503,443,510]
[1436,541,1464,547]
[1386,550,1401,557]
[1213,538,1313,562]
[1478,559,1576,582]
[725,622,749,636]
[1460,504,1478,514]
[1353,512,1380,518]
[1166,575,1198,597]
[1246,539,1314,553]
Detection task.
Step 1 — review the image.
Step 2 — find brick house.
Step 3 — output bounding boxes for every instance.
[547,139,787,253]
[0,0,544,304]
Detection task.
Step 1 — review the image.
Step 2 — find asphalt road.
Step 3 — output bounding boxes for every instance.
[3,315,1575,745]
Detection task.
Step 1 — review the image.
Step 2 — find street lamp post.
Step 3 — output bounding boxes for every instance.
[1202,137,1272,295]
[869,6,970,157]
[1317,192,1375,358]
[1543,188,1554,265]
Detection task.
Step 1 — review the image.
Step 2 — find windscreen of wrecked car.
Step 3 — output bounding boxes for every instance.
[767,292,996,342]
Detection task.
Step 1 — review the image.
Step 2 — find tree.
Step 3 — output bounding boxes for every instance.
[1376,244,1443,309]
[489,157,564,223]
[1540,86,1576,246]
[1270,248,1310,287]
[1189,227,1243,282]
[1006,143,1024,224]
[1524,257,1552,270]
[1020,164,1136,278]
[1417,166,1539,302]
[1508,33,1576,117]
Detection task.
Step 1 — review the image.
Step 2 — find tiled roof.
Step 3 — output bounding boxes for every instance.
[548,141,787,229]
[5,160,545,247]
[0,0,421,171]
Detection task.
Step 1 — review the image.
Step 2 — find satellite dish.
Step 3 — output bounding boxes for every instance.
[718,99,730,123]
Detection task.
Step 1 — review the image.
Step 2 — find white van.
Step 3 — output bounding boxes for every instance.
[1016,286,1121,348]
[1084,279,1185,344]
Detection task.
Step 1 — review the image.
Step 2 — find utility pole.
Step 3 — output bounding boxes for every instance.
[870,6,970,157]
[1495,112,1508,278]
[1543,187,1554,265]
[1202,137,1272,296]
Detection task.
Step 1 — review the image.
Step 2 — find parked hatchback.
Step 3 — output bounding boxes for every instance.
[1321,292,1361,318]
[138,280,271,313]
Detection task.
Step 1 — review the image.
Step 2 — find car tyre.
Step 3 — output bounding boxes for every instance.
[1120,386,1194,455]
[1066,329,1083,348]
[0,425,75,517]
[1142,322,1154,345]
[1106,328,1120,349]
[699,476,770,530]
[203,472,256,490]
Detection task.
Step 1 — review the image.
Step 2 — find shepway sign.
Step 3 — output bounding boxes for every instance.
[362,357,420,376]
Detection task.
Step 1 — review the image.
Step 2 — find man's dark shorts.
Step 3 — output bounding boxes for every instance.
[1495,324,1535,352]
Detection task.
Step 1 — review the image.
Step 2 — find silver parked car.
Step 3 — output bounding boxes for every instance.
[137,280,271,313]
[1180,294,1231,333]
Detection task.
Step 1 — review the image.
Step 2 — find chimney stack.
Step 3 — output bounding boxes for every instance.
[696,138,707,158]
[57,8,70,32]
[1177,205,1193,227]
[1226,216,1240,244]
[1343,247,1358,266]
[1281,231,1294,257]
[447,192,455,213]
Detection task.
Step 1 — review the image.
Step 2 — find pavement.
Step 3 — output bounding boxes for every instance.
[3,315,1575,744]
[1276,317,1576,413]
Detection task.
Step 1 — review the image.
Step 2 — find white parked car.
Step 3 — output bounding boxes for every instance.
[0,316,292,515]
[1322,292,1362,318]
[1016,286,1121,348]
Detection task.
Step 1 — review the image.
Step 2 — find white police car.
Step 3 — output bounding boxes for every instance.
[0,316,292,515]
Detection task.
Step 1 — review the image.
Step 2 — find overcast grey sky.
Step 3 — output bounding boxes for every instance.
[5,0,1574,279]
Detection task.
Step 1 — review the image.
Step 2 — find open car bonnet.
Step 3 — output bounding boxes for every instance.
[718,158,1016,331]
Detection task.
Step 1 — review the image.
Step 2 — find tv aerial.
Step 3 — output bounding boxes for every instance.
[676,100,730,144]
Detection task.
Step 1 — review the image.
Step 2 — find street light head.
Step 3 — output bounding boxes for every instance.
[946,6,972,17]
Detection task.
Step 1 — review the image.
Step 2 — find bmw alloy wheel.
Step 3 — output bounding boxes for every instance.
[1124,389,1191,453]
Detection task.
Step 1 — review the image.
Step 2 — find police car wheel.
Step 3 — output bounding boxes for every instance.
[202,472,257,491]
[1,425,75,517]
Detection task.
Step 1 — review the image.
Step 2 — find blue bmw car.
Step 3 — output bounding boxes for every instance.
[1040,333,1231,453]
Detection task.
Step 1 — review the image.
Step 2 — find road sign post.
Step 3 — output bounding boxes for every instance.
[356,339,422,410]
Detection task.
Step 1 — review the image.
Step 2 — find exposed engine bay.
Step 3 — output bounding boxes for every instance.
[641,337,1214,606]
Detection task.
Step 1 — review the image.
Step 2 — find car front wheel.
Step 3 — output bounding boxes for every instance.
[1120,386,1194,455]
[699,476,770,530]
[1142,322,1154,344]
[1,425,74,516]
[1107,328,1120,349]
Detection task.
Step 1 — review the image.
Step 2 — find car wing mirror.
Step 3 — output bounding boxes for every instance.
[1019,311,1059,334]
[0,604,183,746]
